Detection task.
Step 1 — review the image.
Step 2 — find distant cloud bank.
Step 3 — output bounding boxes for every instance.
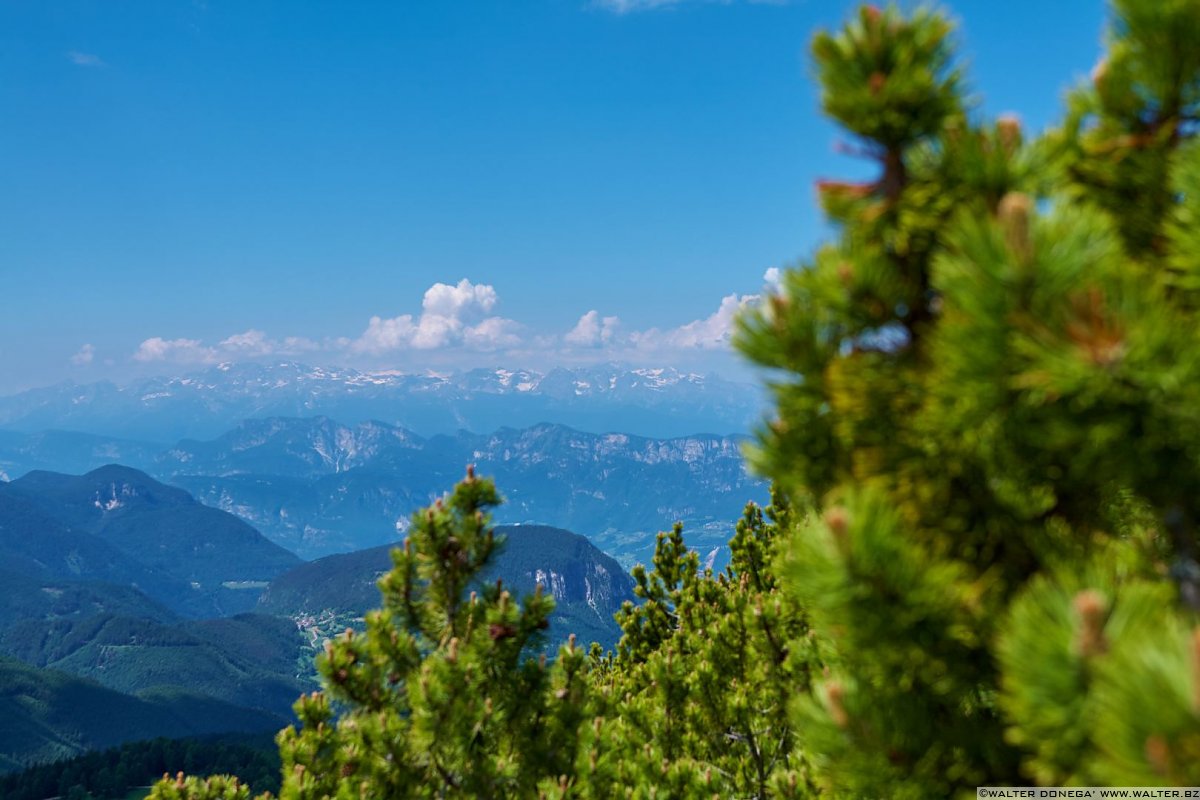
[119,269,783,369]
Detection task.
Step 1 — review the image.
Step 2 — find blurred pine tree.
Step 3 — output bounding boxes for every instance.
[738,0,1200,795]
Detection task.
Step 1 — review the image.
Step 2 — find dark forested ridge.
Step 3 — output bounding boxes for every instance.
[0,656,286,773]
[0,569,177,632]
[0,465,300,616]
[259,524,635,650]
[0,612,312,716]
[0,734,281,800]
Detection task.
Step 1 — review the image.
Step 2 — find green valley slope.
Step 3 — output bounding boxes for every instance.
[0,656,285,773]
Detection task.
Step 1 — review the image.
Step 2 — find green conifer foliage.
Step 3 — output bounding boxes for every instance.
[567,493,820,799]
[148,481,815,800]
[152,470,592,799]
[738,0,1200,795]
[152,773,253,800]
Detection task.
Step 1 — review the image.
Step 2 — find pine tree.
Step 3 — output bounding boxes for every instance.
[567,492,820,799]
[151,469,592,800]
[737,0,1200,795]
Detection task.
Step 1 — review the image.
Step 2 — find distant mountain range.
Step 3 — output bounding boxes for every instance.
[165,417,765,565]
[0,361,765,442]
[0,353,765,773]
[0,418,765,566]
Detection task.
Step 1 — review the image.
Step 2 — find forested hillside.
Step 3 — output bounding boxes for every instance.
[0,656,285,772]
[0,465,300,616]
[0,472,638,775]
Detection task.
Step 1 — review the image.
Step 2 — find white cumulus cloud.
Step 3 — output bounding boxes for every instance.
[353,278,519,353]
[218,329,319,356]
[356,315,417,353]
[565,310,621,347]
[422,279,498,318]
[631,293,756,351]
[219,329,273,355]
[133,337,217,364]
[134,330,322,364]
[464,317,522,350]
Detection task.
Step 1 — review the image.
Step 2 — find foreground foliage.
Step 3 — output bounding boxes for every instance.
[570,494,819,799]
[151,472,808,800]
[152,0,1200,796]
[737,0,1200,795]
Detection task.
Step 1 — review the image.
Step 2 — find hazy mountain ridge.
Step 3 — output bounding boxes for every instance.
[160,418,765,564]
[0,362,764,442]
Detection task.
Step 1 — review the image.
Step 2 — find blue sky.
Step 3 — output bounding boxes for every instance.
[2,0,1105,392]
